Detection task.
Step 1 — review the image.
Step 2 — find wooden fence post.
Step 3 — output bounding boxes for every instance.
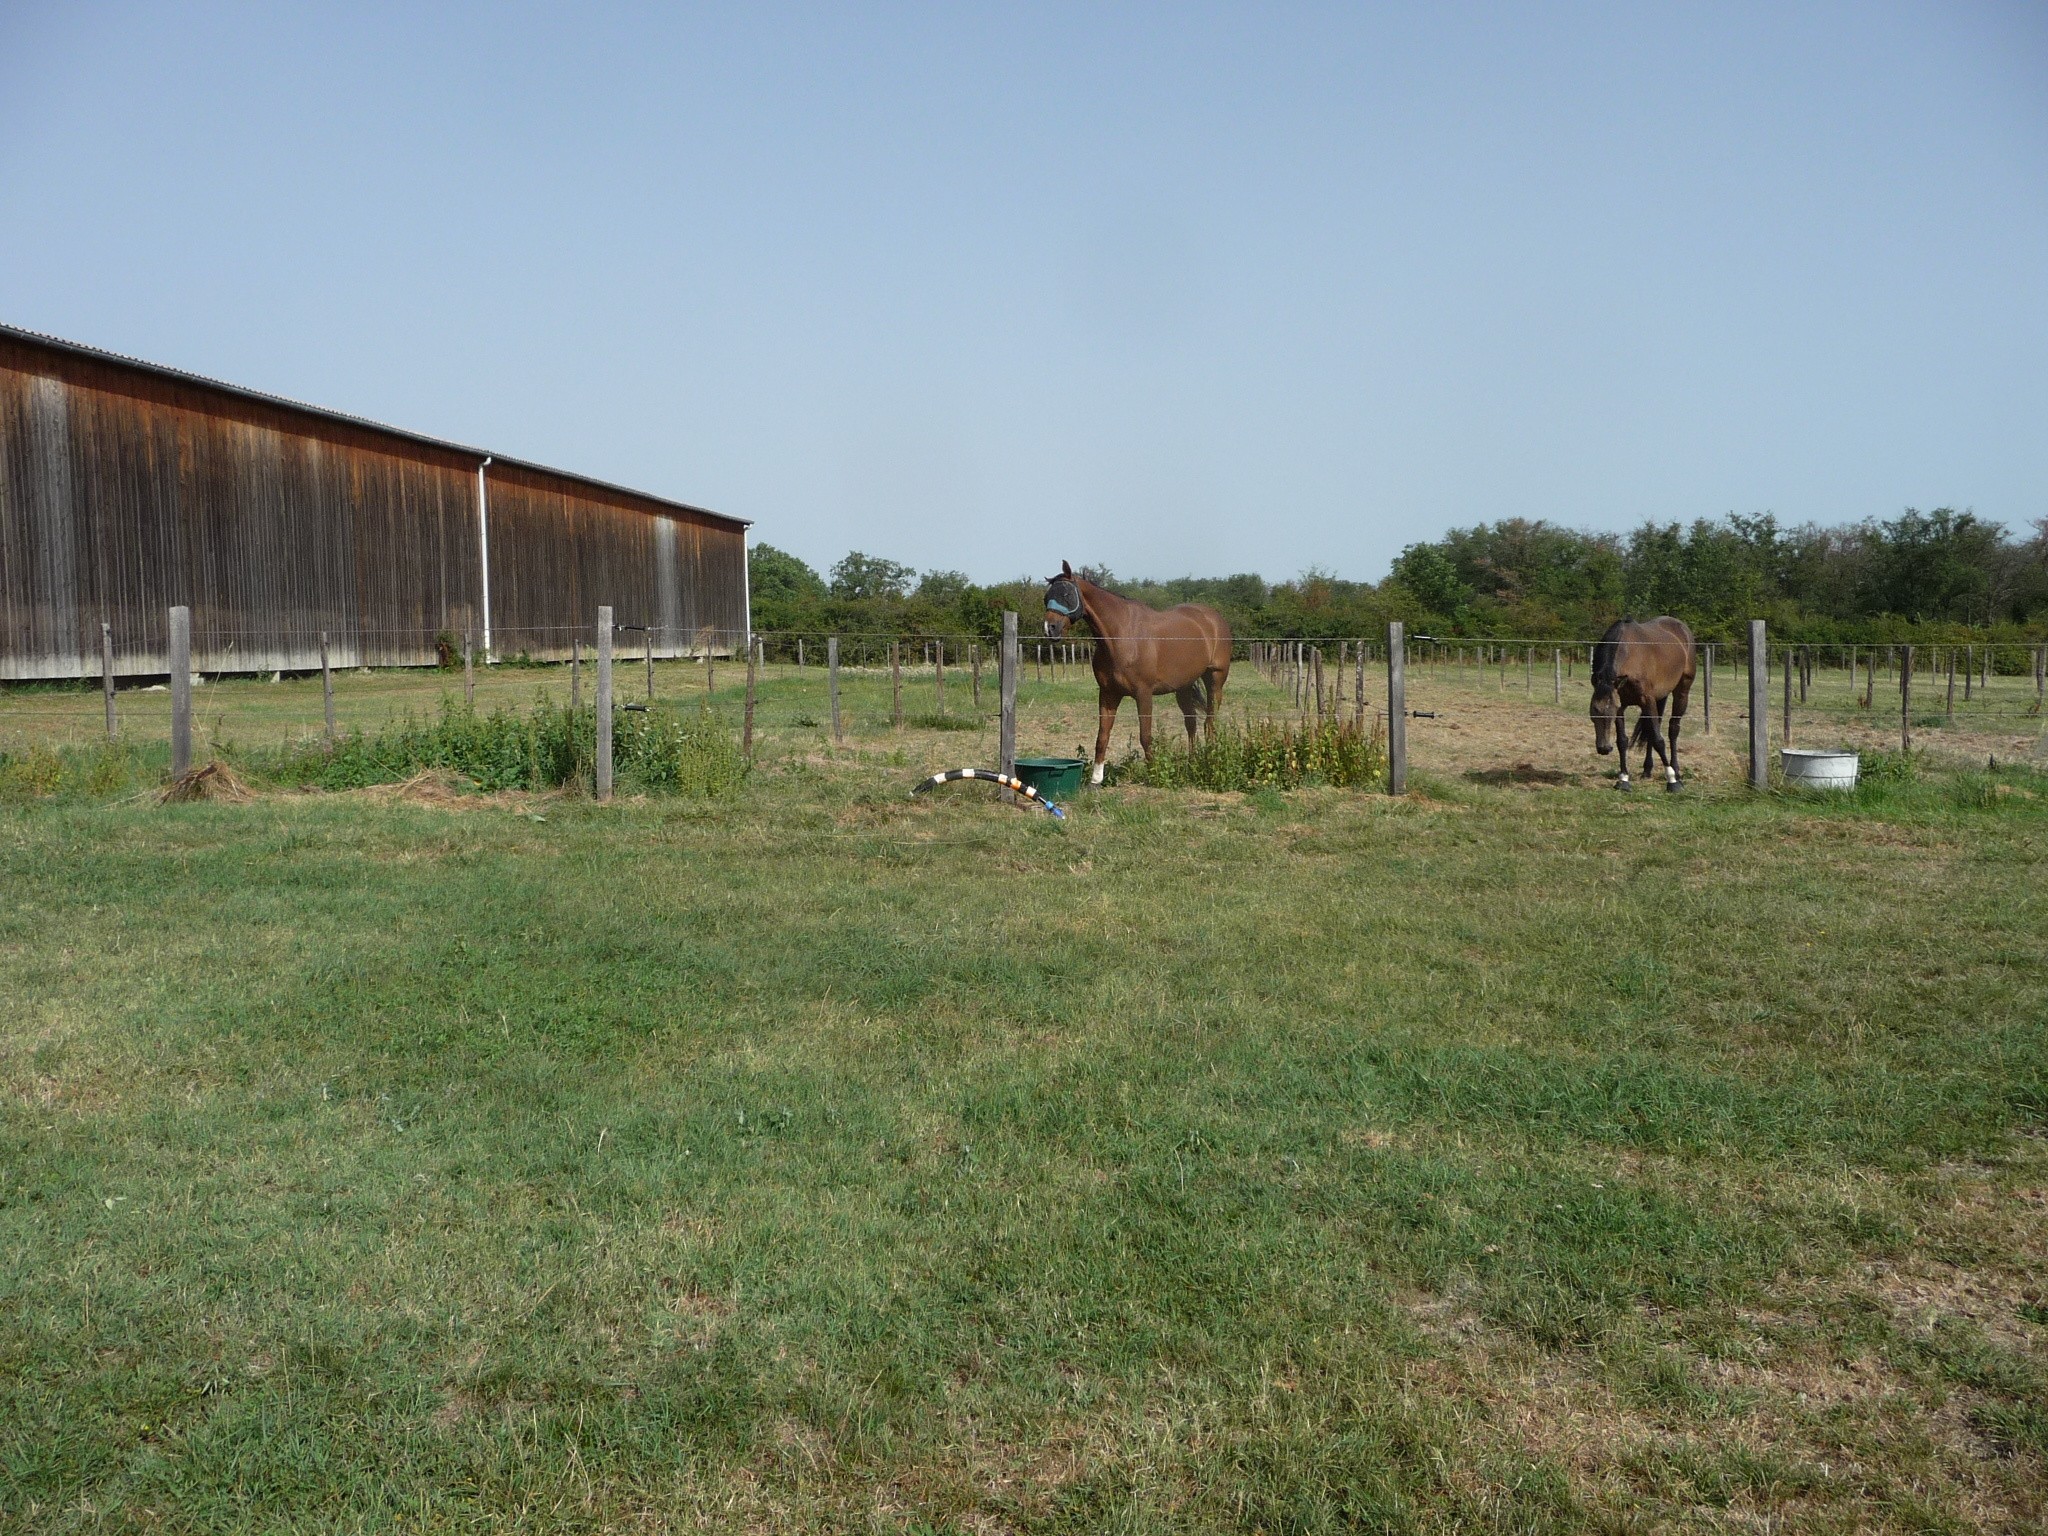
[970,643,982,710]
[743,636,758,757]
[320,631,335,743]
[891,642,903,727]
[828,636,841,744]
[1701,645,1712,734]
[1000,612,1019,786]
[102,621,117,742]
[1901,644,1913,752]
[596,608,613,801]
[935,640,946,713]
[169,605,192,777]
[1783,648,1792,745]
[1747,620,1768,790]
[1552,647,1561,704]
[1386,621,1406,795]
[646,631,655,700]
[705,636,713,696]
[463,630,475,707]
[1354,640,1366,724]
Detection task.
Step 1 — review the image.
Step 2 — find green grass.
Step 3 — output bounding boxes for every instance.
[1,722,2046,1529]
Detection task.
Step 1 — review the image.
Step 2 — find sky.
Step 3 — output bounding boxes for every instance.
[3,2,2045,586]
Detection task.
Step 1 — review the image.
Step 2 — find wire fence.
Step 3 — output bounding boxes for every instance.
[3,612,2044,785]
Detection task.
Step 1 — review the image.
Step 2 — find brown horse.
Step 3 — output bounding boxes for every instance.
[1590,616,1697,790]
[1042,562,1233,785]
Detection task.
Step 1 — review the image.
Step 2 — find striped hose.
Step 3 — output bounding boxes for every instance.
[911,768,1066,818]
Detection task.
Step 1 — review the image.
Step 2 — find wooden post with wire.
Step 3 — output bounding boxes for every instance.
[1783,648,1792,745]
[828,636,842,745]
[1747,620,1768,790]
[1386,621,1407,796]
[970,643,982,710]
[1701,644,1712,734]
[743,636,758,757]
[999,612,1019,795]
[935,639,946,714]
[320,631,335,743]
[102,621,118,742]
[169,605,192,777]
[891,642,902,727]
[1901,644,1913,752]
[596,607,613,801]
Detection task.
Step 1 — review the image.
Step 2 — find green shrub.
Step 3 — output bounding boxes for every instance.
[1116,715,1385,792]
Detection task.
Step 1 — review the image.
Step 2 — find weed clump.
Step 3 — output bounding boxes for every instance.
[269,696,747,797]
[1117,715,1385,792]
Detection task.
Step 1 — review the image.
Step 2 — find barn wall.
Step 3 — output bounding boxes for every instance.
[0,332,745,679]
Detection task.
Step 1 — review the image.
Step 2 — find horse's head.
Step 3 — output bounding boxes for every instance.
[1043,561,1082,638]
[1589,681,1621,755]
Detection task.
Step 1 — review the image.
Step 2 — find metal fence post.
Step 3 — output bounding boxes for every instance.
[1386,620,1406,795]
[1000,612,1018,783]
[1747,619,1768,789]
[828,636,841,744]
[169,605,192,776]
[1901,644,1913,752]
[596,607,613,801]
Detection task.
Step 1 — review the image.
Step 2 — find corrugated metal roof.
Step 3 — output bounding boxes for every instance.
[0,320,750,530]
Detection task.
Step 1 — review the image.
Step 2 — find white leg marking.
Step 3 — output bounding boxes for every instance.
[1090,761,1105,786]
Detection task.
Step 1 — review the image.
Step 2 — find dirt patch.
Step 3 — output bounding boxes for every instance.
[1466,761,1573,786]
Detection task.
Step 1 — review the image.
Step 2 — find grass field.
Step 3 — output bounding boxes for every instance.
[3,661,2047,1532]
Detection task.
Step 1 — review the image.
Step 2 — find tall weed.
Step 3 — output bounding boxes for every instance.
[1117,714,1385,792]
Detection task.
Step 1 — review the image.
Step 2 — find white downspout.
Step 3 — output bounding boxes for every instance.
[477,456,493,659]
[739,523,752,658]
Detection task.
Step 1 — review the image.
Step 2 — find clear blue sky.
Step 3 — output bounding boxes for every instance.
[4,2,2044,585]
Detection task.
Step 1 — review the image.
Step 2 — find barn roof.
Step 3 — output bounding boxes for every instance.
[0,321,749,530]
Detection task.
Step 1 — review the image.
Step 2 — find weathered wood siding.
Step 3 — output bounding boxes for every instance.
[0,328,746,679]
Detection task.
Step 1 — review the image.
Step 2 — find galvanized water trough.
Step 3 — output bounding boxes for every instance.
[1780,747,1859,790]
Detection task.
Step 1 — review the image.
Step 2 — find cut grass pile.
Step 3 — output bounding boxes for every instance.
[1,749,2045,1531]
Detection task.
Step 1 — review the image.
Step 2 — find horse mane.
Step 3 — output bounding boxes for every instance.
[1591,618,1631,692]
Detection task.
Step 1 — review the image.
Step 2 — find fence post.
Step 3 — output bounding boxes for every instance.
[1354,640,1365,724]
[463,630,475,707]
[571,636,582,710]
[891,642,903,727]
[1783,648,1792,745]
[1747,620,1768,789]
[2036,644,2045,709]
[743,635,757,757]
[102,621,118,742]
[1701,644,1712,734]
[1552,647,1561,704]
[1386,621,1406,795]
[320,631,335,743]
[169,605,192,776]
[1946,647,1956,723]
[828,636,841,744]
[1000,612,1019,786]
[970,642,982,710]
[704,636,713,696]
[1901,644,1913,752]
[646,631,655,700]
[935,640,946,713]
[596,607,613,802]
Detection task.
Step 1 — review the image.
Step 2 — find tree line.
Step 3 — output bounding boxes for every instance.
[750,508,2048,648]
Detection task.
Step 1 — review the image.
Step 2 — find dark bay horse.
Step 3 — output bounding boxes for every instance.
[1590,616,1697,790]
[1042,562,1233,785]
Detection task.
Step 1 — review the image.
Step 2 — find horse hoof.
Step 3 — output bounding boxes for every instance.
[1615,779,1633,792]
[1666,780,1682,793]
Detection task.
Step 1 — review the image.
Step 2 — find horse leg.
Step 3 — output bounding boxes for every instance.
[1174,684,1202,746]
[1135,689,1157,760]
[1204,668,1226,740]
[1644,698,1674,784]
[1666,675,1693,789]
[1090,693,1121,785]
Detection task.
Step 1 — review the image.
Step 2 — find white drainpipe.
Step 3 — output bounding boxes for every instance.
[477,456,493,658]
[739,524,752,656]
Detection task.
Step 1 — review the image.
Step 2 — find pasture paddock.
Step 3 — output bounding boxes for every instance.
[3,662,2046,1531]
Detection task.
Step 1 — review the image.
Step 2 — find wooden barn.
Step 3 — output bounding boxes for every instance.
[0,324,750,680]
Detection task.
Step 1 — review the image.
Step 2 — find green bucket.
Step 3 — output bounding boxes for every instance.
[1012,756,1086,800]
